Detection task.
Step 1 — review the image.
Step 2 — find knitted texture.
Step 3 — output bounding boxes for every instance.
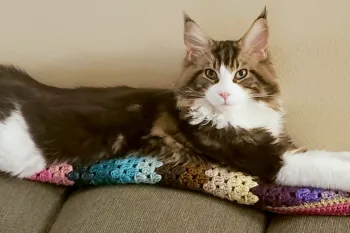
[29,164,74,186]
[203,168,259,205]
[67,156,163,186]
[26,155,350,216]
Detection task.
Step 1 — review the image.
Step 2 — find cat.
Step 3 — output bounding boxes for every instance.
[1,7,350,192]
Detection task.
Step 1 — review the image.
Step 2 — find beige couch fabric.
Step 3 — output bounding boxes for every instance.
[0,174,66,233]
[267,215,350,233]
[49,186,266,233]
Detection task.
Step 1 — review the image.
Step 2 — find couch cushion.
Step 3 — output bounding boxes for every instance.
[49,185,267,233]
[267,215,350,233]
[0,174,66,233]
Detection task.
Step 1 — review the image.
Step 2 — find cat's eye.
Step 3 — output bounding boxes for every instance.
[204,68,218,80]
[234,69,248,80]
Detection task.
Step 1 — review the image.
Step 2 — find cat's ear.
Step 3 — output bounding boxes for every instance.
[183,12,213,60]
[239,7,269,61]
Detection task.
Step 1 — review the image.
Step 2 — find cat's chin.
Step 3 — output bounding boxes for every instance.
[212,104,230,112]
[213,103,239,113]
[191,98,240,115]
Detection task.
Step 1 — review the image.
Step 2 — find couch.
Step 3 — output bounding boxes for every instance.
[1,1,350,232]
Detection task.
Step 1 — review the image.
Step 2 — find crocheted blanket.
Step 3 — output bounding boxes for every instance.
[27,155,350,216]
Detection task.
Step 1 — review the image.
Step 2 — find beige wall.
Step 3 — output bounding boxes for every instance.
[0,0,350,150]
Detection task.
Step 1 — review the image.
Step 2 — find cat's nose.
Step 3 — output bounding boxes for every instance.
[219,92,230,100]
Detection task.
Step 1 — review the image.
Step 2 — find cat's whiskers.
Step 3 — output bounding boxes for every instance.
[250,94,277,99]
[179,86,205,98]
[183,86,202,93]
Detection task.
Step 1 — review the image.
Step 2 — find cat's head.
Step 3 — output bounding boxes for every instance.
[176,8,281,126]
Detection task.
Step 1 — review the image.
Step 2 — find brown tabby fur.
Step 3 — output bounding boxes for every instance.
[0,9,297,181]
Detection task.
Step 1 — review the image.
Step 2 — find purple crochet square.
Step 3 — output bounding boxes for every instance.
[296,188,324,202]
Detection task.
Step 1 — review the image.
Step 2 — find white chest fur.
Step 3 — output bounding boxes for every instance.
[188,98,283,138]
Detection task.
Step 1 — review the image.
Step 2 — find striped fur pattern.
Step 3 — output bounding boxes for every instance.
[2,8,350,192]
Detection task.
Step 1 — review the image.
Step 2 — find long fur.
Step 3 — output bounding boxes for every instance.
[1,9,350,192]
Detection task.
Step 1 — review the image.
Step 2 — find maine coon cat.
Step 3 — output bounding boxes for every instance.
[1,8,350,191]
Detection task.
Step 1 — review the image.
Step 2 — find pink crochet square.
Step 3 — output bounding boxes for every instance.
[28,163,74,186]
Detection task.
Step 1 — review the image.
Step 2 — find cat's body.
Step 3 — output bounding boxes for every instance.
[0,65,285,181]
[0,65,177,176]
[2,8,350,192]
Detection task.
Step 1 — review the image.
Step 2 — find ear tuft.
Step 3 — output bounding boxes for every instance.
[183,11,193,24]
[259,6,267,20]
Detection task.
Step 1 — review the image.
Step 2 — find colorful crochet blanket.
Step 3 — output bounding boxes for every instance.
[27,155,350,216]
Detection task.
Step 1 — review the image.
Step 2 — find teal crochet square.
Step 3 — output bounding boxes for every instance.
[68,156,163,186]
